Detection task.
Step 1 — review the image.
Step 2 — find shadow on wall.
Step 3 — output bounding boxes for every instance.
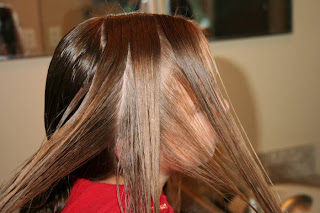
[214,56,260,151]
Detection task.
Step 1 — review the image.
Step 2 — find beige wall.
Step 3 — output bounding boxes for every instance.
[0,57,49,183]
[211,0,320,153]
[0,0,319,183]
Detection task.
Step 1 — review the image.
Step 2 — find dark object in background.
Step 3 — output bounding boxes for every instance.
[0,5,24,57]
[170,0,194,19]
[169,0,292,40]
[214,0,270,38]
[213,0,292,40]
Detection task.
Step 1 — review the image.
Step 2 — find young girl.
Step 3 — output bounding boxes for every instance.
[0,13,282,213]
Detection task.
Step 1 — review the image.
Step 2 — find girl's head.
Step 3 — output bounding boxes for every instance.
[0,12,281,213]
[44,13,223,211]
[45,13,222,175]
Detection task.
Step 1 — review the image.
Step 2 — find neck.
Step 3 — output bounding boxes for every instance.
[99,170,171,197]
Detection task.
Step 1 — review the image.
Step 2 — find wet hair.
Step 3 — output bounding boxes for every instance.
[0,12,281,213]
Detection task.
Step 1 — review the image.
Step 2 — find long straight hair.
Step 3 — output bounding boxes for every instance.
[0,13,282,213]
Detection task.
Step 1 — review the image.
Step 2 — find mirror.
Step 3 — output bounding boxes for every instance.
[0,0,152,60]
[0,0,292,60]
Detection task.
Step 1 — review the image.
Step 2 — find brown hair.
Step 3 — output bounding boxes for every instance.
[0,12,281,213]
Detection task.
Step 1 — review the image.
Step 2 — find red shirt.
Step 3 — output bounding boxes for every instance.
[61,178,174,213]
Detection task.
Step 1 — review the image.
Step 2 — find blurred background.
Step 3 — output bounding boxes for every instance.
[0,0,319,212]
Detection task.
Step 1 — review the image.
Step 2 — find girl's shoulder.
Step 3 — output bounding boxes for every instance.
[61,178,174,213]
[61,178,124,213]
